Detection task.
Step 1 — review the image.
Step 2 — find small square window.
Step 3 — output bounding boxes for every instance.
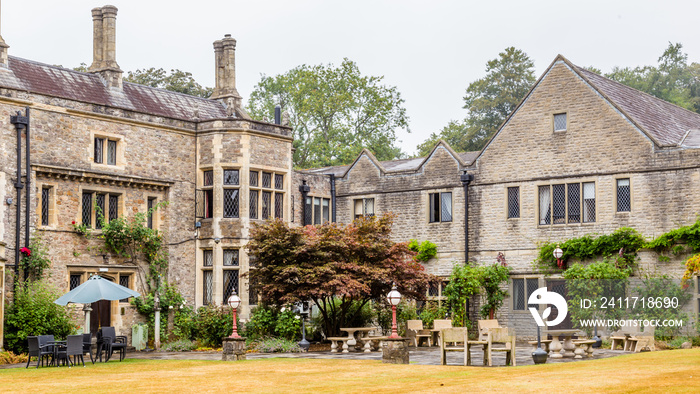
[224,169,239,186]
[554,113,567,132]
[429,193,452,223]
[203,170,213,187]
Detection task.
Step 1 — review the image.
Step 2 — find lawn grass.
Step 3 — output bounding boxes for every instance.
[2,349,699,393]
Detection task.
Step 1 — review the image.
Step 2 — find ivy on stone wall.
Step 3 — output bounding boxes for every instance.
[408,239,438,262]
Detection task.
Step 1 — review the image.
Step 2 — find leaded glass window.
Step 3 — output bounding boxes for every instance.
[274,193,283,219]
[552,184,566,224]
[262,172,272,188]
[617,178,631,212]
[249,171,258,187]
[95,194,105,229]
[203,270,213,306]
[538,186,551,225]
[69,274,82,290]
[513,279,525,310]
[147,197,155,229]
[41,187,50,226]
[94,137,104,163]
[203,170,213,187]
[223,249,239,266]
[275,174,284,190]
[583,182,596,223]
[305,196,313,224]
[322,198,330,223]
[119,275,131,302]
[107,140,117,165]
[527,278,539,308]
[203,250,213,267]
[109,194,119,221]
[224,169,239,186]
[82,193,92,226]
[568,183,580,223]
[223,189,239,218]
[554,113,567,131]
[262,191,271,219]
[249,190,258,219]
[507,187,519,219]
[223,270,239,303]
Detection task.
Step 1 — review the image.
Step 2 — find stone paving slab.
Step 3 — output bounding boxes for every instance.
[2,345,628,369]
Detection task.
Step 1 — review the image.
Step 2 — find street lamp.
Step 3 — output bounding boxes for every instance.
[227,293,242,339]
[387,284,401,339]
[553,246,564,269]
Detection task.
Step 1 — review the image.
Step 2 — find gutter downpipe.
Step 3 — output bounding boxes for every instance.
[10,108,29,286]
[329,174,336,223]
[299,180,310,225]
[460,171,474,264]
[25,108,31,281]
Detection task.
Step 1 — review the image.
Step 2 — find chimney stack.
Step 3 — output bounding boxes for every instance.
[212,34,249,118]
[0,0,9,68]
[88,5,122,88]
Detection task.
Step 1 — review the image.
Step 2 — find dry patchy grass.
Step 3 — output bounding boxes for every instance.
[1,349,699,393]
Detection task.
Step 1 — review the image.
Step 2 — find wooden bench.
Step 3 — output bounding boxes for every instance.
[327,337,350,353]
[573,339,596,358]
[528,339,552,353]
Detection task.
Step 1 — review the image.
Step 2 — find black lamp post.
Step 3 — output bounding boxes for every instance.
[297,301,311,352]
[532,325,548,364]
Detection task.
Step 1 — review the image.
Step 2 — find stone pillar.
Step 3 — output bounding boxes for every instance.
[381,337,410,364]
[222,337,247,361]
[211,34,242,110]
[88,5,122,88]
[101,5,119,70]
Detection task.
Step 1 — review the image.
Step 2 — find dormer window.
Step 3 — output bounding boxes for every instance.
[553,113,567,132]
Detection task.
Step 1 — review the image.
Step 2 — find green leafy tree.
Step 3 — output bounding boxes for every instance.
[417,47,536,156]
[605,42,700,113]
[246,215,435,337]
[4,280,76,354]
[124,68,213,98]
[443,264,481,327]
[247,59,409,168]
[632,274,692,339]
[479,262,511,319]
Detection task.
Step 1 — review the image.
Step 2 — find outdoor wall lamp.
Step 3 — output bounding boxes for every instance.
[214,237,221,244]
[387,283,401,338]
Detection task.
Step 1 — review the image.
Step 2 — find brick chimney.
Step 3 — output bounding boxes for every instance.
[0,0,9,68]
[211,35,249,118]
[88,5,123,88]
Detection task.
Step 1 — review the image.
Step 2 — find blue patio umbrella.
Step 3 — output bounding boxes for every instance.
[54,274,140,306]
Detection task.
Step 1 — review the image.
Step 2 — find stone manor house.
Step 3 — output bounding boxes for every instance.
[1,5,699,343]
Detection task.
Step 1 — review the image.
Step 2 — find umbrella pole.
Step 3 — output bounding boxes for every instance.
[83,304,92,335]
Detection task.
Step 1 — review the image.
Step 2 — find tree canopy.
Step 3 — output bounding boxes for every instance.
[604,42,700,113]
[246,215,435,336]
[124,68,213,98]
[417,47,536,156]
[247,59,409,169]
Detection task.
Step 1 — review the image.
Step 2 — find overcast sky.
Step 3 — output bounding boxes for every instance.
[3,0,699,156]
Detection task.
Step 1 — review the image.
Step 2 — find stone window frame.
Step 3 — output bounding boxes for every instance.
[37,181,58,228]
[145,195,160,230]
[309,195,331,225]
[201,249,214,306]
[222,248,240,304]
[511,276,541,312]
[615,176,632,213]
[427,190,452,223]
[537,180,596,227]
[506,185,520,219]
[90,130,125,170]
[552,112,568,133]
[426,278,449,307]
[79,187,123,230]
[353,197,375,220]
[249,169,285,221]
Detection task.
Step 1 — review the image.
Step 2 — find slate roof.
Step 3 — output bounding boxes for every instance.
[305,150,479,177]
[575,64,700,147]
[0,56,227,121]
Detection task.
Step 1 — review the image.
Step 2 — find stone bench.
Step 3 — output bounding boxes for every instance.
[528,340,552,353]
[573,339,596,358]
[327,337,350,353]
[360,336,388,352]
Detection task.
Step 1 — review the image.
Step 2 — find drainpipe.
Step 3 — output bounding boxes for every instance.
[299,180,310,225]
[329,174,336,223]
[460,171,474,264]
[10,108,29,284]
[24,108,31,254]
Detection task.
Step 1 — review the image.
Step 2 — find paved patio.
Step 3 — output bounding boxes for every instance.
[2,343,629,369]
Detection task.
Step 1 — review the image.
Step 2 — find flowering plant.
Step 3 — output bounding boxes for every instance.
[71,220,91,236]
[20,247,31,257]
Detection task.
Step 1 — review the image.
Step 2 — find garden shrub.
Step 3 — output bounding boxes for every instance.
[19,236,52,281]
[162,339,198,352]
[4,280,76,354]
[192,304,234,347]
[408,239,438,262]
[418,301,448,328]
[172,305,197,341]
[248,337,303,353]
[0,351,28,365]
[244,303,301,341]
[632,274,692,339]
